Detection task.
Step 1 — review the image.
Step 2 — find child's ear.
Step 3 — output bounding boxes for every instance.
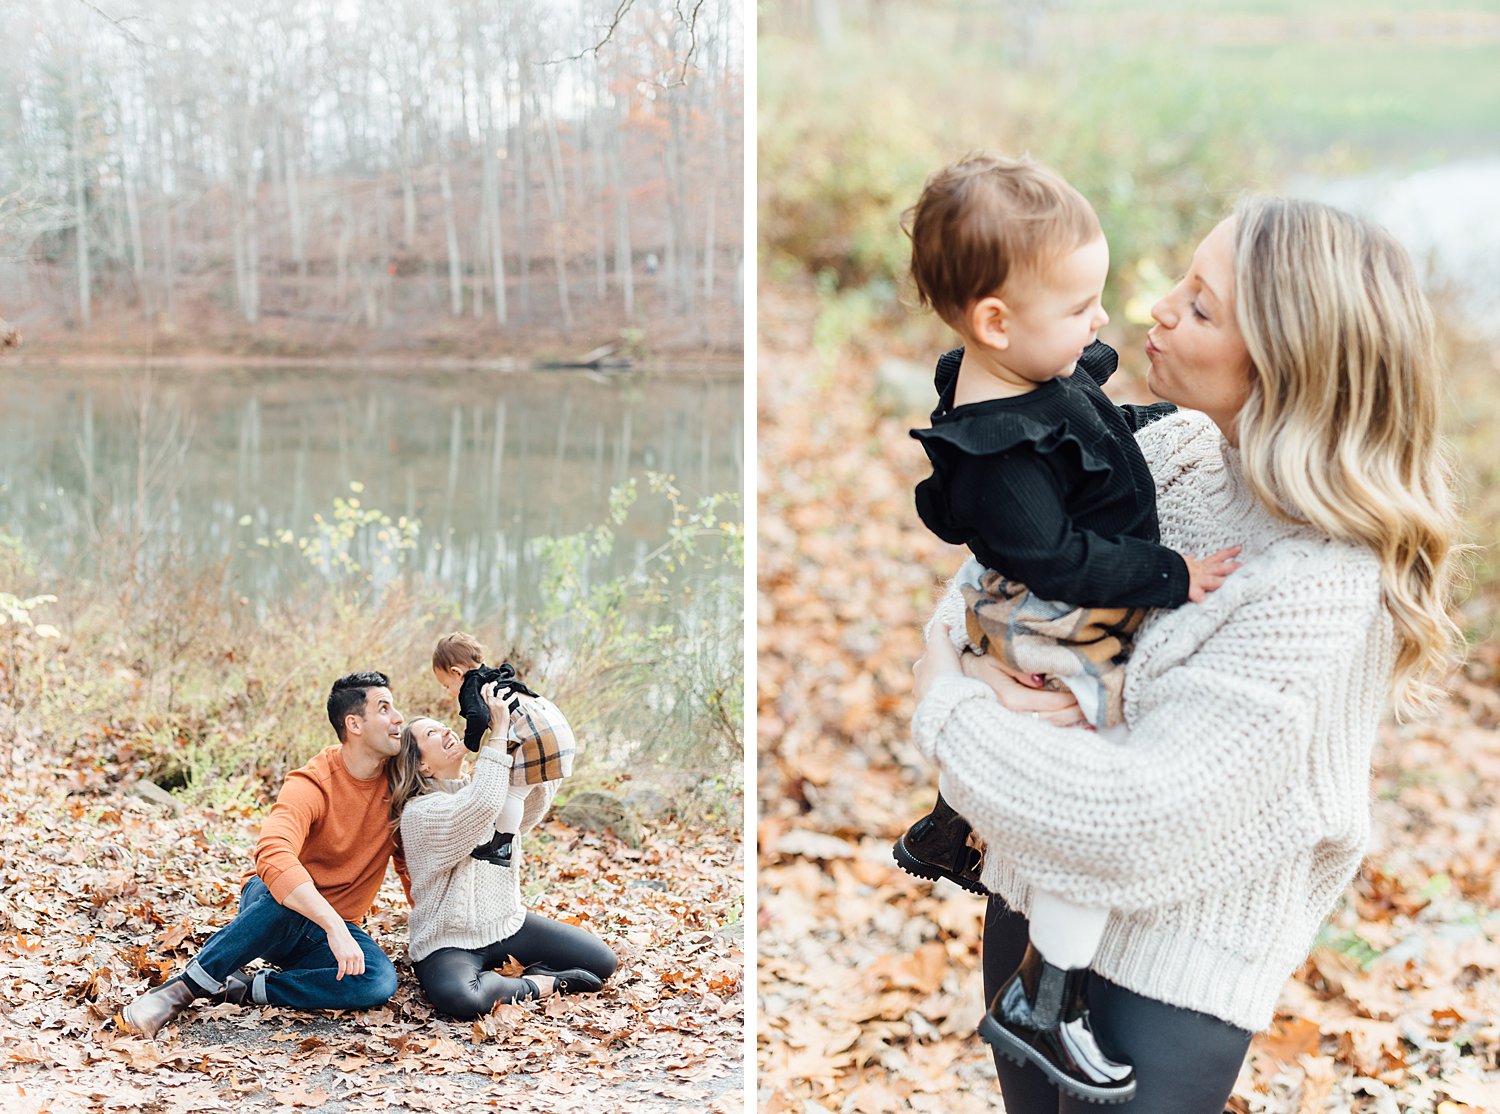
[967,296,1011,351]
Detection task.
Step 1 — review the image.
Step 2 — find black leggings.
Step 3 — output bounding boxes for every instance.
[983,896,1253,1113]
[413,912,617,1020]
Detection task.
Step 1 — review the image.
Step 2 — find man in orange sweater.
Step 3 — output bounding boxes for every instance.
[119,672,413,1038]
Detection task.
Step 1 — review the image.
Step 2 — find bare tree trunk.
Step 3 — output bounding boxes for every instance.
[439,159,463,316]
[483,110,508,324]
[282,123,307,283]
[242,160,261,324]
[703,115,719,310]
[664,86,690,315]
[71,57,91,329]
[167,185,182,328]
[147,85,175,327]
[516,64,532,319]
[399,110,417,245]
[231,209,246,322]
[814,0,843,48]
[159,192,176,327]
[540,93,572,334]
[590,109,607,300]
[703,26,728,315]
[473,203,487,320]
[401,162,417,247]
[124,159,146,306]
[336,193,354,311]
[375,187,391,326]
[610,120,633,321]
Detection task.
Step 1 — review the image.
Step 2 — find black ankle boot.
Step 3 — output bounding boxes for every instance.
[217,968,251,1005]
[522,963,604,995]
[470,831,516,868]
[892,793,986,895]
[978,944,1136,1105]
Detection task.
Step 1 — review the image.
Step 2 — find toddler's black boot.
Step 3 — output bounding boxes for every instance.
[978,943,1136,1105]
[892,792,986,894]
[469,831,516,868]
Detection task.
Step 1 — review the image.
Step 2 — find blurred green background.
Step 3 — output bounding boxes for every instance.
[760,0,1500,640]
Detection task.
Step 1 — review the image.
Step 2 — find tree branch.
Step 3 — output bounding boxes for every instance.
[536,0,707,85]
[662,0,706,88]
[542,0,635,66]
[74,0,147,47]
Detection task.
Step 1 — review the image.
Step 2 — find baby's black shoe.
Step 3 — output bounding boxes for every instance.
[978,943,1136,1105]
[469,831,517,868]
[892,793,987,894]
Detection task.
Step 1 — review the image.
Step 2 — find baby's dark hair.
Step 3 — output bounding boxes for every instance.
[327,671,391,740]
[904,152,1101,329]
[432,631,485,672]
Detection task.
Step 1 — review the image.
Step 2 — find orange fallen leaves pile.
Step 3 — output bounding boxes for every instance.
[756,279,1500,1113]
[0,708,743,1112]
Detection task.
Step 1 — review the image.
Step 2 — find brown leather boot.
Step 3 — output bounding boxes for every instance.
[118,977,198,1039]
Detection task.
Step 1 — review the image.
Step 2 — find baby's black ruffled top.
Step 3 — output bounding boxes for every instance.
[911,342,1189,608]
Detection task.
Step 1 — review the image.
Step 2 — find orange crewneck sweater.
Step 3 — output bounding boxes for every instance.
[249,744,411,922]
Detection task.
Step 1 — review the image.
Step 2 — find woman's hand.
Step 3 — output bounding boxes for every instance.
[914,625,1085,728]
[480,681,522,753]
[480,681,508,722]
[959,652,1086,728]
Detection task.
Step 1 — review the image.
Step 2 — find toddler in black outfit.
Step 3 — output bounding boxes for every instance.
[895,153,1241,1104]
[431,632,540,869]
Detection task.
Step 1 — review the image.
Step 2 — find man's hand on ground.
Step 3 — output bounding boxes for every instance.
[327,922,365,980]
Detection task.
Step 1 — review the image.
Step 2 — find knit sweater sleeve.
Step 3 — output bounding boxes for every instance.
[253,767,323,902]
[1133,408,1212,488]
[912,550,1382,911]
[400,748,514,871]
[1118,401,1178,433]
[925,571,972,652]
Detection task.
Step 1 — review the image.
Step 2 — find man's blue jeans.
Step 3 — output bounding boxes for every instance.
[184,876,397,1011]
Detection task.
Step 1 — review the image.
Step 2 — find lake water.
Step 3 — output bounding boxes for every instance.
[0,364,743,624]
[1302,156,1500,338]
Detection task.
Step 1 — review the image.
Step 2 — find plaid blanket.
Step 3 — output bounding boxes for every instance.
[505,694,577,785]
[958,560,1146,730]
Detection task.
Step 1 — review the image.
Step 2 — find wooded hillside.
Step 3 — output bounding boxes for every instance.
[1,0,743,357]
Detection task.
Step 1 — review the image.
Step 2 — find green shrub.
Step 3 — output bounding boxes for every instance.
[3,477,743,816]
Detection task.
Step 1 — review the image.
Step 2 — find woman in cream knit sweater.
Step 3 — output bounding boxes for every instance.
[388,686,615,1019]
[911,198,1461,1112]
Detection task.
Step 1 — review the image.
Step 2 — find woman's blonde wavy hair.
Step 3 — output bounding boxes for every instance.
[387,717,444,827]
[1229,196,1463,713]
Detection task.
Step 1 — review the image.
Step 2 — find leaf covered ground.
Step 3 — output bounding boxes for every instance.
[756,282,1500,1113]
[0,713,744,1113]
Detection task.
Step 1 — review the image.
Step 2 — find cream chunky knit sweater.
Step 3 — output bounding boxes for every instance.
[914,410,1396,1032]
[400,746,560,962]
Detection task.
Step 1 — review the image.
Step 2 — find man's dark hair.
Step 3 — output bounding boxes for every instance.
[327,671,392,741]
